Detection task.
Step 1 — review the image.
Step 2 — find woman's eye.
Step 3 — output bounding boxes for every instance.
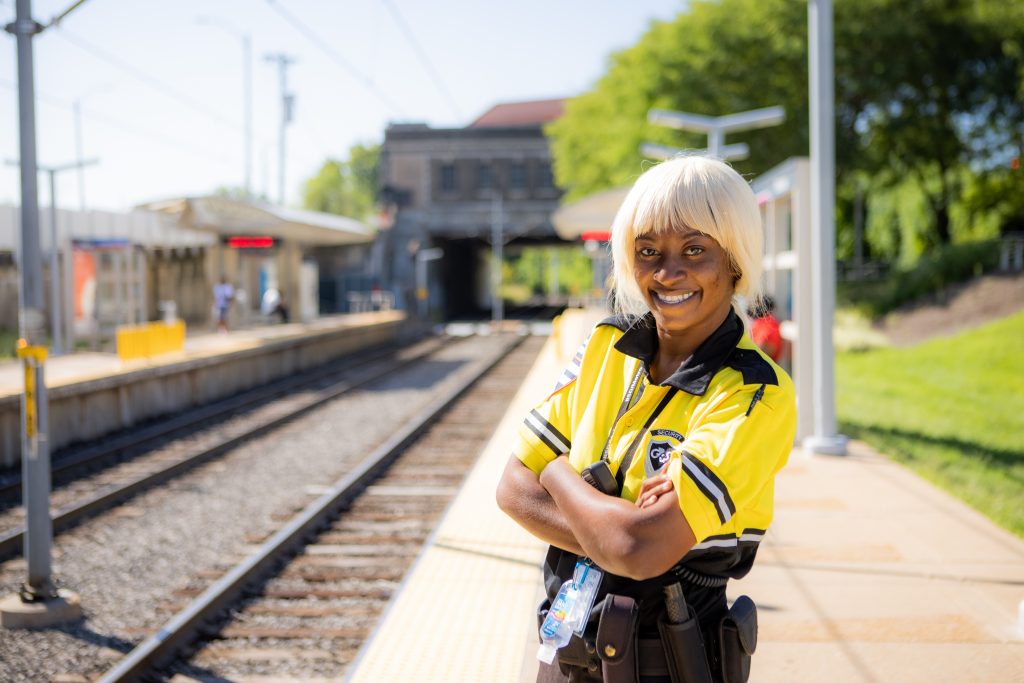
[684,246,705,256]
[638,247,658,258]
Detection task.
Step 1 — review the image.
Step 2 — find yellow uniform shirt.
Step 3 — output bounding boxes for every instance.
[514,309,796,580]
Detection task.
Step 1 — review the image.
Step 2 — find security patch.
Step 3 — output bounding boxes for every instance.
[645,439,675,476]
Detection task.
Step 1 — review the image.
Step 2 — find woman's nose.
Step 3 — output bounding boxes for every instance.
[654,257,686,283]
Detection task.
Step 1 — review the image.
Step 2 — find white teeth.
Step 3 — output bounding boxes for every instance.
[655,291,695,304]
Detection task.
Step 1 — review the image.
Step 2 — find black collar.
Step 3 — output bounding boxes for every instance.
[612,309,744,396]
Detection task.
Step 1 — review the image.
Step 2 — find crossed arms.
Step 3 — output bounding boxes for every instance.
[495,455,697,580]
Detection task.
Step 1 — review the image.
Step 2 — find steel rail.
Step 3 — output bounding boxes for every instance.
[95,334,524,683]
[0,336,449,561]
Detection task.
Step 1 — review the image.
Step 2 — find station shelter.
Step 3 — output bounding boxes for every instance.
[141,197,374,328]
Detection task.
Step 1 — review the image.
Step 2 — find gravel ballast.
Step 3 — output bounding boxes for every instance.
[0,334,513,682]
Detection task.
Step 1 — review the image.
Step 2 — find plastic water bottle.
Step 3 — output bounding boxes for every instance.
[537,578,580,664]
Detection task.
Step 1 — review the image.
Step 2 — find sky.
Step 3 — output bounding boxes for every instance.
[0,0,684,212]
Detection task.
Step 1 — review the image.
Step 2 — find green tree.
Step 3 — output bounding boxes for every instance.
[303,143,381,221]
[547,0,1024,250]
[547,0,809,203]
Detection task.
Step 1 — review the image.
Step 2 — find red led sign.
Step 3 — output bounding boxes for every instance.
[227,236,274,249]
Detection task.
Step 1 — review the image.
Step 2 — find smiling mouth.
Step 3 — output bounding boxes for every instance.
[653,291,697,305]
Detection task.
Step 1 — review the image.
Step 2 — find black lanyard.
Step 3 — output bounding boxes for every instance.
[599,363,679,488]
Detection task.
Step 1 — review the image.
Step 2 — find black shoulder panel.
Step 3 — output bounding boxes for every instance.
[597,314,633,331]
[726,348,779,386]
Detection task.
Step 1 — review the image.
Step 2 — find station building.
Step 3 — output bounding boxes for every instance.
[378,98,568,319]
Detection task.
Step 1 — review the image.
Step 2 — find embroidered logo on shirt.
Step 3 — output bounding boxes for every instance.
[645,439,675,476]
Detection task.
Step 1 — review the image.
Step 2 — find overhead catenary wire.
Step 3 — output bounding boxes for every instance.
[264,0,405,116]
[380,0,461,119]
[0,77,325,188]
[54,28,245,134]
[45,0,91,28]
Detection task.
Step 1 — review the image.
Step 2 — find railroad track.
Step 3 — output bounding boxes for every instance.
[0,335,451,561]
[91,333,541,683]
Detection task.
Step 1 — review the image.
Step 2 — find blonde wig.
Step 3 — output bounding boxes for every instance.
[609,155,763,318]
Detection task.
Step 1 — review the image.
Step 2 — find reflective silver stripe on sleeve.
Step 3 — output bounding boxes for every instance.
[525,409,571,455]
[681,453,736,525]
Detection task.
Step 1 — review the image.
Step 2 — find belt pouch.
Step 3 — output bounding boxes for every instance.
[596,594,639,683]
[657,605,714,683]
[718,595,757,683]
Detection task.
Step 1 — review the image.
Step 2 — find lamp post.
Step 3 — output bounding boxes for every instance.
[490,192,504,326]
[265,52,295,205]
[197,16,252,197]
[644,106,786,161]
[805,0,847,455]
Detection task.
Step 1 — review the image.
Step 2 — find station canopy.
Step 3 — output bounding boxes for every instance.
[140,196,374,246]
[551,186,630,242]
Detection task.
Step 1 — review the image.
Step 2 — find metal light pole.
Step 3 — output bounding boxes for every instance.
[490,193,504,326]
[265,52,295,205]
[198,17,252,196]
[41,160,97,354]
[0,0,81,628]
[805,0,847,456]
[644,106,785,160]
[6,157,99,355]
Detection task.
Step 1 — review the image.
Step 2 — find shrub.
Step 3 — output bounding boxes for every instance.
[839,240,1001,318]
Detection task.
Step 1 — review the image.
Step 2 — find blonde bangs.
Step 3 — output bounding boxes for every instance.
[609,156,763,318]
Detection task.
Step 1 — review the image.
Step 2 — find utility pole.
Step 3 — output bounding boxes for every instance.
[805,0,847,456]
[490,193,504,326]
[72,99,84,209]
[264,52,295,205]
[0,0,82,628]
[41,160,97,354]
[6,158,99,355]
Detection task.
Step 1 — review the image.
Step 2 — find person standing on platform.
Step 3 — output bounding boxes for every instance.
[213,276,234,333]
[497,156,796,683]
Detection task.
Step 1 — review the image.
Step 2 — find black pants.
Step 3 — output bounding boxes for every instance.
[536,660,672,683]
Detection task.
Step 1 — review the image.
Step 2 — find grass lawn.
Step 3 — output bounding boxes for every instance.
[836,310,1024,537]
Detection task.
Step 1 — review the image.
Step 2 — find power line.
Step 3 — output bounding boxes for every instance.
[380,0,461,119]
[0,77,323,196]
[55,28,243,133]
[45,0,92,29]
[264,0,405,116]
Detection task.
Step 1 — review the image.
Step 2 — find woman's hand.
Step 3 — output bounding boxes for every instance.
[636,474,674,509]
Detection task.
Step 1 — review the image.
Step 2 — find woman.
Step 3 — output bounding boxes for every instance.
[496,156,796,683]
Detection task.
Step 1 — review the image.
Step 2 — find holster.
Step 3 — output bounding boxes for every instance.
[657,604,713,683]
[717,595,757,683]
[596,594,639,683]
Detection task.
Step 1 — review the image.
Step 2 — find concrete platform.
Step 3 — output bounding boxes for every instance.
[344,308,1024,683]
[0,312,406,468]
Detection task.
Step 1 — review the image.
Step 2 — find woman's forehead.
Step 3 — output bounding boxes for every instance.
[635,225,708,241]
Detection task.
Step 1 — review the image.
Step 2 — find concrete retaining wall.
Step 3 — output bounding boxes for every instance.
[0,313,406,468]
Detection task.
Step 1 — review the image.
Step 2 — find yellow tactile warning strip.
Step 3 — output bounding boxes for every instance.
[344,309,605,683]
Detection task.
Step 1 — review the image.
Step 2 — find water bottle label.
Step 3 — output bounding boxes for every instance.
[571,560,603,636]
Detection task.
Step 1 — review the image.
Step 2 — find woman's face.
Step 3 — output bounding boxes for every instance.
[633,226,736,341]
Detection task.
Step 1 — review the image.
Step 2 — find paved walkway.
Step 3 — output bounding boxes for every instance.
[345,308,1024,683]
